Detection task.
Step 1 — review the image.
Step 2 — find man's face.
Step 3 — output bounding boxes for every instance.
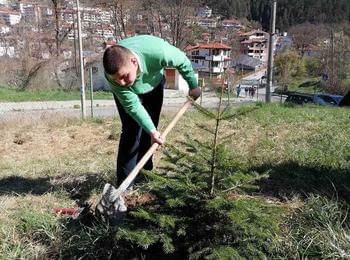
[110,57,138,87]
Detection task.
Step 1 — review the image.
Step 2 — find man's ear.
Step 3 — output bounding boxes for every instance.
[131,57,138,66]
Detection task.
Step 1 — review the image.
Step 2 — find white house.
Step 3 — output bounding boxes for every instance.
[0,24,9,33]
[18,2,39,24]
[0,0,8,6]
[240,29,269,63]
[221,19,242,29]
[197,6,212,18]
[0,8,21,25]
[196,17,218,28]
[185,42,232,75]
[0,40,15,57]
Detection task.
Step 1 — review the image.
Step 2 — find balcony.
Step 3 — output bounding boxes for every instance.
[205,55,224,61]
[212,67,223,73]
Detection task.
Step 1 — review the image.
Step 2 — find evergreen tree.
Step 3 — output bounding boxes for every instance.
[112,84,286,258]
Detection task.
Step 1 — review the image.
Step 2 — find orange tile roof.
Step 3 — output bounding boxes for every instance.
[0,8,20,15]
[185,42,231,50]
[184,44,198,51]
[222,19,240,24]
[241,29,267,36]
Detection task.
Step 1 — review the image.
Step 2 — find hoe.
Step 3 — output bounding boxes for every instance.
[95,100,192,225]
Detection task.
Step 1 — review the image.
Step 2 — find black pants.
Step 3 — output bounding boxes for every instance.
[113,77,165,186]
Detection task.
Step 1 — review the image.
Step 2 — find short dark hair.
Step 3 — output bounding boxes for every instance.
[103,45,133,75]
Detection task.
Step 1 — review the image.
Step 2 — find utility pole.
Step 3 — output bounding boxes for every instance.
[330,29,335,88]
[266,0,277,103]
[89,67,94,118]
[76,0,86,119]
[72,12,78,74]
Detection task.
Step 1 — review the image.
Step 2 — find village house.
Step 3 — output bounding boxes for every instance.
[240,29,269,63]
[221,18,243,30]
[232,54,262,71]
[197,6,212,18]
[196,17,218,28]
[0,7,20,25]
[185,42,232,76]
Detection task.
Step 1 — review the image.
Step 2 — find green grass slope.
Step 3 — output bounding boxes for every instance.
[0,104,349,258]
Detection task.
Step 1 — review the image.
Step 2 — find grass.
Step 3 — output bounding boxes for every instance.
[287,77,321,93]
[344,77,350,87]
[287,195,350,258]
[273,77,322,95]
[0,103,349,258]
[0,86,113,102]
[281,74,350,95]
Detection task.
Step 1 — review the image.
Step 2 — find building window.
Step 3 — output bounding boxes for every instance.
[212,49,220,55]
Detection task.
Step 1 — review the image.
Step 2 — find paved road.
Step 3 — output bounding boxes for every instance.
[235,69,282,103]
[0,90,259,122]
[0,71,284,122]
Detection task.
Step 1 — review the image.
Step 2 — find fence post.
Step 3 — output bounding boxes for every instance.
[200,78,203,106]
[89,67,94,118]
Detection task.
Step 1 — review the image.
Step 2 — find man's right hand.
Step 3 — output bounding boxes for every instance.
[150,129,164,145]
[189,87,201,100]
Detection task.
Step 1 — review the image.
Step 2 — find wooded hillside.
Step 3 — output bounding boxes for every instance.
[204,0,350,30]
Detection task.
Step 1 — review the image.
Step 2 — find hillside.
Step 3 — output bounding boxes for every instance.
[0,103,349,258]
[204,0,350,30]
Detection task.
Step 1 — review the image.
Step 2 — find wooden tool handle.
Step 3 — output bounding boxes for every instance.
[117,100,192,193]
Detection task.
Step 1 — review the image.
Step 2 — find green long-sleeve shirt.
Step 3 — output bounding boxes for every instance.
[105,35,198,133]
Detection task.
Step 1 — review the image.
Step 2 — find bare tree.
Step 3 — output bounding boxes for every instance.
[49,0,73,56]
[157,0,197,48]
[141,0,163,37]
[319,30,350,94]
[46,0,75,89]
[9,21,49,90]
[289,22,328,57]
[96,0,137,40]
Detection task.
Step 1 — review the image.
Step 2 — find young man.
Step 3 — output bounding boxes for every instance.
[103,35,201,186]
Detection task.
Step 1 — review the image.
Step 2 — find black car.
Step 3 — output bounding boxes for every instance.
[285,93,314,105]
[285,93,344,106]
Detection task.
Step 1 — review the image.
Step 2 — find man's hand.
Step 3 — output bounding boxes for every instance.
[150,129,164,145]
[189,87,201,100]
